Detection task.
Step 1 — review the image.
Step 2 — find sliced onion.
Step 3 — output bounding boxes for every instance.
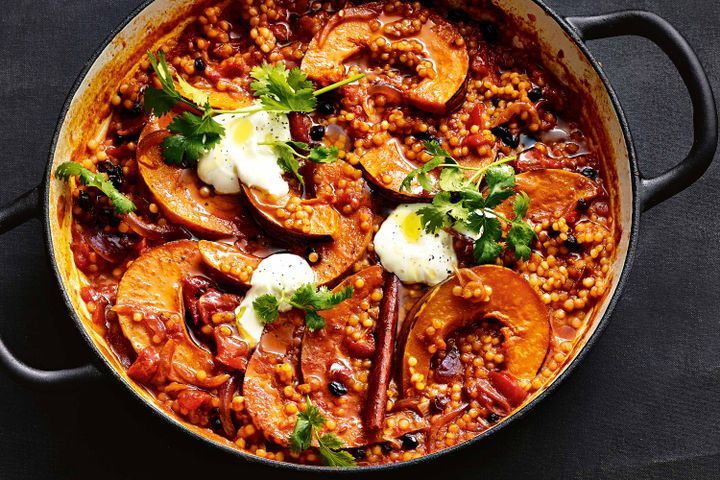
[124,212,191,241]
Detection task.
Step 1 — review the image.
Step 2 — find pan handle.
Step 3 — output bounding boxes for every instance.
[0,184,102,388]
[565,11,717,211]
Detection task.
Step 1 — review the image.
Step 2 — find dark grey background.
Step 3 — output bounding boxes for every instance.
[1,1,718,479]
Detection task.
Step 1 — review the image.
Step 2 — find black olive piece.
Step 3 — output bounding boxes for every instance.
[210,415,223,432]
[479,21,499,44]
[491,97,501,107]
[487,412,500,424]
[309,125,326,141]
[77,190,93,212]
[380,442,393,454]
[328,381,348,396]
[527,86,543,102]
[491,125,520,148]
[576,198,589,211]
[194,58,206,72]
[317,100,336,115]
[97,161,124,189]
[414,131,440,144]
[580,166,598,180]
[564,234,581,252]
[400,433,419,450]
[547,228,560,238]
[350,448,367,460]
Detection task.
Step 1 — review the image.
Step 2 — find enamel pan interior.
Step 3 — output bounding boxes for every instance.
[43,0,635,472]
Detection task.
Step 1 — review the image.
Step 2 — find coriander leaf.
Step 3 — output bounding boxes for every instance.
[417,206,448,233]
[290,398,325,453]
[507,192,535,260]
[145,51,184,115]
[176,75,210,107]
[143,87,179,117]
[318,433,344,450]
[423,140,454,160]
[484,164,516,208]
[317,434,356,467]
[250,63,316,113]
[314,285,354,310]
[308,145,339,163]
[291,284,354,311]
[289,400,326,452]
[271,143,304,187]
[513,190,530,219]
[289,413,313,453]
[305,311,326,332]
[55,162,136,214]
[162,109,225,167]
[288,283,317,308]
[161,134,209,167]
[438,167,471,192]
[252,294,280,324]
[168,109,225,138]
[432,191,469,225]
[473,217,503,264]
[401,140,458,192]
[401,154,444,192]
[288,400,356,467]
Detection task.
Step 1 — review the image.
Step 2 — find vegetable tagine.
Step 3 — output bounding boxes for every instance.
[58,0,618,467]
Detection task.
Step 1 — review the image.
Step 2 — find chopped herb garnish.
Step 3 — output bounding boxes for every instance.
[162,108,225,168]
[260,140,339,186]
[143,53,362,173]
[55,162,135,214]
[289,398,356,467]
[252,283,354,331]
[402,141,535,264]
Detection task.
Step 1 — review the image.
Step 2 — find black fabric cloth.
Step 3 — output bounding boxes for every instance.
[1,1,718,478]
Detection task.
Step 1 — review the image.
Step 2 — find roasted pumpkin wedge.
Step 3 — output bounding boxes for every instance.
[115,240,229,388]
[243,310,305,447]
[497,169,600,223]
[198,240,261,287]
[301,2,468,114]
[242,185,341,241]
[136,118,245,238]
[359,140,434,200]
[401,265,550,398]
[302,266,426,447]
[305,161,374,285]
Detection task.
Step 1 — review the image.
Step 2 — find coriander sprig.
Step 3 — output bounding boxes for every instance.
[252,283,353,331]
[143,52,363,170]
[289,398,356,467]
[260,140,339,186]
[55,161,136,214]
[401,141,536,264]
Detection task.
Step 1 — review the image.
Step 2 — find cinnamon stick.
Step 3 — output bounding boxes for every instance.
[364,273,400,430]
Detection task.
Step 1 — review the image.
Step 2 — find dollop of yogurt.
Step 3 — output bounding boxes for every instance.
[235,253,316,346]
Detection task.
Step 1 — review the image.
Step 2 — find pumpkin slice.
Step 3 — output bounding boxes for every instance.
[301,3,468,114]
[115,240,229,388]
[243,310,305,447]
[401,266,550,398]
[498,169,600,223]
[359,140,434,201]
[305,161,374,285]
[136,118,245,238]
[242,185,341,241]
[198,240,261,287]
[302,266,426,447]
